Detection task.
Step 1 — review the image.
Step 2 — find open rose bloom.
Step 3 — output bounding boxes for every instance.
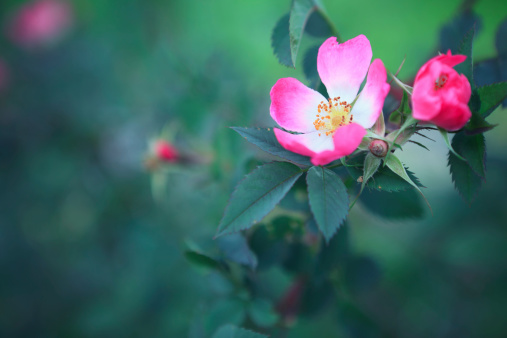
[7,0,73,48]
[412,51,472,131]
[271,35,390,166]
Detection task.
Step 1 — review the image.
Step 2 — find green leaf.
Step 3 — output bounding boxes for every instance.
[303,45,320,89]
[231,127,313,166]
[185,250,220,270]
[360,153,382,194]
[306,166,349,242]
[212,325,268,338]
[448,151,483,205]
[216,162,303,237]
[290,0,318,67]
[360,189,425,220]
[455,25,475,87]
[305,10,332,37]
[408,140,430,151]
[217,234,258,270]
[371,112,385,137]
[346,154,423,192]
[385,154,431,212]
[248,298,279,328]
[477,82,507,117]
[438,128,466,161]
[465,112,497,135]
[452,131,486,179]
[271,13,292,67]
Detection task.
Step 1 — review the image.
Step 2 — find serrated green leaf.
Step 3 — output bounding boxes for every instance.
[438,128,466,161]
[185,251,220,270]
[385,154,431,211]
[303,45,320,89]
[306,166,349,242]
[455,25,475,88]
[346,154,423,192]
[248,299,279,328]
[360,189,425,220]
[465,112,497,135]
[477,82,507,117]
[216,162,303,237]
[448,151,482,205]
[289,0,318,67]
[232,127,313,166]
[271,13,292,67]
[212,325,268,338]
[452,131,486,179]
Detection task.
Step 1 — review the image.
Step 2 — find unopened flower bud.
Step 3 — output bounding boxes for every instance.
[369,139,388,158]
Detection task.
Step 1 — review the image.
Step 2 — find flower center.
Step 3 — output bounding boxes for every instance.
[434,74,448,90]
[313,97,353,137]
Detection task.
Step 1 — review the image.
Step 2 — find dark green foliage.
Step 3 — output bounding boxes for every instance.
[216,162,303,237]
[346,154,423,192]
[271,13,293,67]
[448,131,485,204]
[212,325,267,338]
[217,234,258,270]
[185,251,221,270]
[232,127,313,167]
[302,45,320,89]
[304,10,332,37]
[452,132,486,179]
[455,25,475,87]
[360,189,425,220]
[476,82,507,117]
[289,0,318,66]
[307,167,349,242]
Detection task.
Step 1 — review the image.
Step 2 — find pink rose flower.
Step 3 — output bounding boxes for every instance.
[7,0,73,48]
[412,51,472,131]
[271,35,390,166]
[154,140,179,162]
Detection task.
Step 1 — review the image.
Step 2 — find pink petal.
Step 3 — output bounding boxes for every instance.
[430,102,472,131]
[415,50,466,82]
[274,123,366,166]
[317,35,372,104]
[350,59,390,128]
[270,77,326,133]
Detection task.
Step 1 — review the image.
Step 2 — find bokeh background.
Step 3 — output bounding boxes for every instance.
[1,0,506,337]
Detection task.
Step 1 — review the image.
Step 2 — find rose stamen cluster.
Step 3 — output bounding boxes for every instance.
[313,97,353,137]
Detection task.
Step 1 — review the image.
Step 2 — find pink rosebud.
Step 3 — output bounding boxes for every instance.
[7,0,73,48]
[412,51,472,131]
[154,140,179,162]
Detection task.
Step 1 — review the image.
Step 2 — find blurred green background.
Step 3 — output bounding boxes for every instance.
[1,0,507,337]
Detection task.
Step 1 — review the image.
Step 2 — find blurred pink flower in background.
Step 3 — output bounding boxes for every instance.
[155,140,179,163]
[7,0,73,48]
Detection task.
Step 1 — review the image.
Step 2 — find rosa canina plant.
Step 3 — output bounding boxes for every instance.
[181,2,507,336]
[216,3,507,241]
